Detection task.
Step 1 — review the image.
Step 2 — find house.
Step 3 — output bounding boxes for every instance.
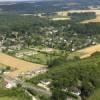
[4,77,17,89]
[37,80,51,91]
[6,81,17,89]
[40,80,51,86]
[70,87,81,96]
[18,68,48,78]
[71,48,75,52]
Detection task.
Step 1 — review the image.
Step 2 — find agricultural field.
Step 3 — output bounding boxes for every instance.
[81,15,100,23]
[0,97,18,100]
[52,17,70,21]
[0,53,46,78]
[0,1,100,100]
[0,64,7,69]
[77,44,100,59]
[56,10,100,16]
[81,10,100,23]
[56,10,100,23]
[14,47,61,64]
[68,44,100,59]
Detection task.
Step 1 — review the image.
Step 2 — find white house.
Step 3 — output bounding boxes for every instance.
[4,77,17,89]
[6,81,17,89]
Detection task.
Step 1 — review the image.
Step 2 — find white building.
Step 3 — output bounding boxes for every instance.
[4,78,17,89]
[6,82,17,89]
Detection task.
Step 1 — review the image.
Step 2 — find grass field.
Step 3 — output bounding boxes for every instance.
[87,89,100,100]
[0,53,46,78]
[0,97,18,100]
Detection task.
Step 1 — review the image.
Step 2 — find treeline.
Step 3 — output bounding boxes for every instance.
[68,12,96,22]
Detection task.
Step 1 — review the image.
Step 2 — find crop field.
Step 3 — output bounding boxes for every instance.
[0,63,6,68]
[56,10,100,23]
[0,97,18,100]
[68,44,100,59]
[52,17,70,21]
[81,15,100,23]
[77,44,100,59]
[0,53,46,78]
[56,10,100,16]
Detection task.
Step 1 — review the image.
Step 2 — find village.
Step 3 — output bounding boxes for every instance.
[0,1,100,99]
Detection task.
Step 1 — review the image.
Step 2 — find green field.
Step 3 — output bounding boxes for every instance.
[0,97,18,100]
[0,87,32,100]
[87,89,100,100]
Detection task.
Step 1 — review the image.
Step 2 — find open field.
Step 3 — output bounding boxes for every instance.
[56,10,100,16]
[52,17,70,21]
[68,44,100,59]
[81,15,100,23]
[56,10,100,23]
[0,97,18,100]
[77,44,100,59]
[0,63,6,68]
[0,53,46,78]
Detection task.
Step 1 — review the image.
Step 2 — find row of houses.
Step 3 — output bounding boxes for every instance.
[15,51,38,58]
[18,67,47,78]
[3,67,47,89]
